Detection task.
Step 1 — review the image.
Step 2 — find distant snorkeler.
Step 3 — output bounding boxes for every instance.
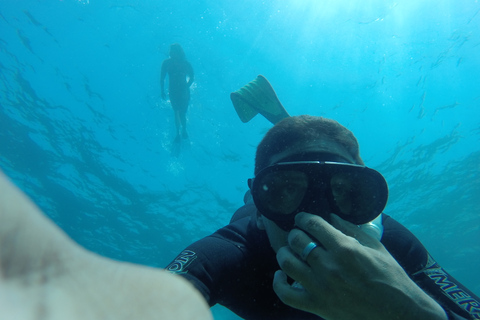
[160,43,194,155]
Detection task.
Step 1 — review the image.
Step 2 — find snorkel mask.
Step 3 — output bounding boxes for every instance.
[249,161,388,231]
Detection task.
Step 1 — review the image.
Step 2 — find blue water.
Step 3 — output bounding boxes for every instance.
[1,1,479,319]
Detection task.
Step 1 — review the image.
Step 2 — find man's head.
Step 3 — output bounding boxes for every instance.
[251,115,386,252]
[169,43,185,60]
[254,115,364,176]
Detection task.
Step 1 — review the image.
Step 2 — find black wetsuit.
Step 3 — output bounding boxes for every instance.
[166,202,480,320]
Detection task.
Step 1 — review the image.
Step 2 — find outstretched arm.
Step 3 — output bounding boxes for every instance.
[0,169,212,320]
[274,212,449,320]
[186,61,194,87]
[160,59,168,100]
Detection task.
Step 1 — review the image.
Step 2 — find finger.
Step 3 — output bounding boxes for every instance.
[276,246,313,285]
[272,270,313,312]
[295,212,346,250]
[287,228,326,260]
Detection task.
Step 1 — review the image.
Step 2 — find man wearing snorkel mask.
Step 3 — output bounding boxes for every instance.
[167,115,479,320]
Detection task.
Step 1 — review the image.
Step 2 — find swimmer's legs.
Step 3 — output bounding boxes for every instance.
[0,170,211,320]
[173,109,188,141]
[173,109,180,140]
[180,110,188,139]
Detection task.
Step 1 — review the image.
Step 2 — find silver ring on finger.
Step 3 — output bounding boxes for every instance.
[301,242,318,261]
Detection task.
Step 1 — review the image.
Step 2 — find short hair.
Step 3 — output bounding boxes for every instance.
[254,115,364,175]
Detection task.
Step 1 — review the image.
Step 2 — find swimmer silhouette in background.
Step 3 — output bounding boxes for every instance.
[160,43,194,152]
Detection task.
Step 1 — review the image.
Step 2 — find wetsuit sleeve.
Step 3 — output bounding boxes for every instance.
[382,215,480,319]
[164,218,250,306]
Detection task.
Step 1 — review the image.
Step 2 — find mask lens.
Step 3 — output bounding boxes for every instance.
[255,170,308,215]
[252,162,388,229]
[329,168,386,224]
[330,172,355,215]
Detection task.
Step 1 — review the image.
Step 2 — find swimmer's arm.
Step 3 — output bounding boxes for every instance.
[160,59,169,99]
[381,216,480,319]
[0,169,212,320]
[186,61,194,87]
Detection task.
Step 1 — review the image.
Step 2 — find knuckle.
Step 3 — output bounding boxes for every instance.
[288,229,304,247]
[277,255,296,272]
[307,250,322,264]
[331,242,361,265]
[303,215,323,233]
[331,242,354,258]
[337,241,355,253]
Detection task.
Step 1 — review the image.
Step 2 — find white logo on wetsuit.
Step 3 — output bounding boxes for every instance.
[415,254,480,319]
[166,250,197,274]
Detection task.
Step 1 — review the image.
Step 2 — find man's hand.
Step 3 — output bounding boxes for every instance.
[273,212,448,320]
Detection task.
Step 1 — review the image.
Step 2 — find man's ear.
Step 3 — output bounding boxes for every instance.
[255,210,266,230]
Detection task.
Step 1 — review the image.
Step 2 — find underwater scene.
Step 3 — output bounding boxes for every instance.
[1,0,479,319]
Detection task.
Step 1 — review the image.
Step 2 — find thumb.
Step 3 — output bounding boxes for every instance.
[273,271,311,310]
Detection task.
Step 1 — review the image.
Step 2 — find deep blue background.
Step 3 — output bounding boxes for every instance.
[1,1,479,319]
